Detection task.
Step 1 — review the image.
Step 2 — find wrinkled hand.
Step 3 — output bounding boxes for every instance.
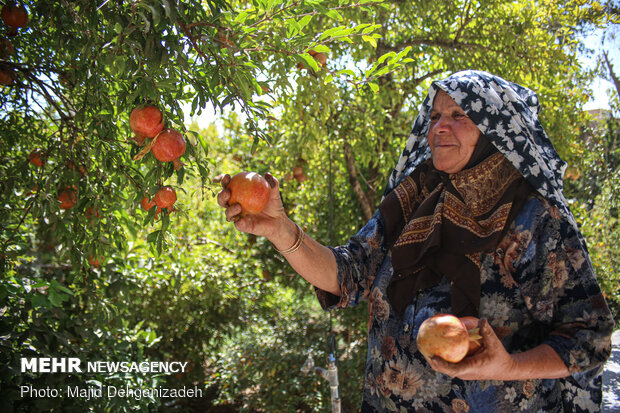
[216,172,286,239]
[426,319,517,381]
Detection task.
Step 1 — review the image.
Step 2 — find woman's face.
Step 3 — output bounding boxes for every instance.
[428,90,481,174]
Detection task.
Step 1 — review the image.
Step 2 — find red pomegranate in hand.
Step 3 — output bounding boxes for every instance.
[129,105,164,138]
[228,172,270,215]
[416,314,483,363]
[154,186,177,209]
[151,128,186,162]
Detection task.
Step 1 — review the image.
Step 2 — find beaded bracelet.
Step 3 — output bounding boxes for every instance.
[275,223,304,255]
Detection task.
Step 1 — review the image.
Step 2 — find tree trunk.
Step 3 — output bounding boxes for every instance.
[342,138,374,221]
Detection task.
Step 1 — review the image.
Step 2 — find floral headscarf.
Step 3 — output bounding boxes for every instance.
[386,70,572,224]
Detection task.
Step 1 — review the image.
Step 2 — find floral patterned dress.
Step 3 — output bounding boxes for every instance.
[317,193,614,412]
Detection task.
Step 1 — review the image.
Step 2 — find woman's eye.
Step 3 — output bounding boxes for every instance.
[430,114,440,122]
[453,112,465,119]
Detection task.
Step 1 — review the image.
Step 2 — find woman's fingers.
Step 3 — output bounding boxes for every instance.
[220,174,231,187]
[217,189,230,208]
[479,319,501,349]
[216,174,232,208]
[264,172,278,189]
[225,204,243,222]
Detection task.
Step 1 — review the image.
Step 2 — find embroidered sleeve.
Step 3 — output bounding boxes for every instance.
[315,210,387,310]
[515,199,615,387]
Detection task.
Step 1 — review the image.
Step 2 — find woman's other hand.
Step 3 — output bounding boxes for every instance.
[426,318,570,381]
[426,318,517,381]
[216,172,287,239]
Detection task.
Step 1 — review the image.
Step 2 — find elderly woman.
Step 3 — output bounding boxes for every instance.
[218,71,614,412]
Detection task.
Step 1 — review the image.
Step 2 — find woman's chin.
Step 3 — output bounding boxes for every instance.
[432,158,465,174]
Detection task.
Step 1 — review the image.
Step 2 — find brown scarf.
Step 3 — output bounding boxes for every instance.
[379,151,532,316]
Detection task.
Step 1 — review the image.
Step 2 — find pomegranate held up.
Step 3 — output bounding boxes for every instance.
[228,172,270,215]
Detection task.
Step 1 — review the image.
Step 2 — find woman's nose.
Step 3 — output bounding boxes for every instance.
[431,116,450,134]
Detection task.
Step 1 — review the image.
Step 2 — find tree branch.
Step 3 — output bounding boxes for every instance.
[342,137,374,221]
[2,199,35,254]
[455,0,474,43]
[603,51,620,101]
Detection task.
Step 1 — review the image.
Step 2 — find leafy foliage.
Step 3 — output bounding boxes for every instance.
[566,111,620,318]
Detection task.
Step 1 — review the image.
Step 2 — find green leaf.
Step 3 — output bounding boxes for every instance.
[362,35,377,48]
[377,51,396,65]
[197,163,209,179]
[161,214,170,233]
[299,54,319,72]
[298,15,312,30]
[30,294,48,308]
[326,10,343,21]
[235,10,251,24]
[48,290,64,307]
[390,46,412,64]
[371,65,391,78]
[147,230,162,244]
[365,64,377,78]
[337,69,356,77]
[162,0,175,18]
[369,82,379,93]
[318,25,347,41]
[362,23,382,34]
[309,44,330,53]
[287,19,302,37]
[51,280,74,296]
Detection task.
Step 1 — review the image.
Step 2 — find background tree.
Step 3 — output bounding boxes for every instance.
[1,0,617,411]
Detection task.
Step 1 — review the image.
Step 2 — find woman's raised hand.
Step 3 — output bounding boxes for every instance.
[218,172,341,296]
[216,172,287,240]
